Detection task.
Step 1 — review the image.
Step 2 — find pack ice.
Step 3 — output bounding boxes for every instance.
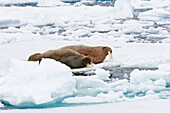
[0,59,76,106]
[0,59,170,107]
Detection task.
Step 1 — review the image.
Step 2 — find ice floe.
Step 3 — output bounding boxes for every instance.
[1,57,169,107]
[63,63,170,104]
[0,59,76,106]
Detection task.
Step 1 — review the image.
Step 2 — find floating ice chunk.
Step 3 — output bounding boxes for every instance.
[0,59,76,106]
[130,64,170,86]
[74,76,110,96]
[114,0,133,19]
[130,69,153,84]
[0,102,4,107]
[95,68,110,81]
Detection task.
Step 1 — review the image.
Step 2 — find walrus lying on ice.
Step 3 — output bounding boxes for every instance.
[61,45,113,64]
[28,49,92,69]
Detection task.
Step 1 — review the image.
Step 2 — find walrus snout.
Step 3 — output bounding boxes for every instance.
[82,57,92,67]
[104,46,112,53]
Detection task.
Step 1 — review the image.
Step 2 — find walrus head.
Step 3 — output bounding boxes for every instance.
[28,53,42,64]
[82,56,92,68]
[104,46,112,53]
[103,46,113,61]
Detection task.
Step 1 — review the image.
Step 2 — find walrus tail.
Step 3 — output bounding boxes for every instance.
[28,53,42,64]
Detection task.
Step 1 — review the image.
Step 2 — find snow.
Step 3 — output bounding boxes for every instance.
[0,0,170,112]
[0,59,76,106]
[130,65,170,86]
[95,68,110,80]
[1,99,170,113]
[61,62,170,104]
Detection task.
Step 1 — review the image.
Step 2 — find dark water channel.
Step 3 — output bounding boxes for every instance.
[73,66,159,80]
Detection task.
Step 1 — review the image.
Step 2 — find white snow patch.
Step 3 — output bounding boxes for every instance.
[130,63,170,86]
[74,75,110,96]
[95,68,110,81]
[0,59,76,106]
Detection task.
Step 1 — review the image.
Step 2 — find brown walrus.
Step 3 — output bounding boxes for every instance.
[61,45,113,64]
[28,49,92,69]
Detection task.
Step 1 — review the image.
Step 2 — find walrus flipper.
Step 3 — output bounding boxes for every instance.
[28,53,42,64]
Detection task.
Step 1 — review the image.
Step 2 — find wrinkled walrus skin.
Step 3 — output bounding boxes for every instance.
[61,45,113,64]
[28,49,92,69]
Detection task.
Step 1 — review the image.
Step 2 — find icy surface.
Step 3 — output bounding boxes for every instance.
[0,59,76,106]
[63,63,170,104]
[1,99,170,113]
[0,0,170,110]
[0,54,170,107]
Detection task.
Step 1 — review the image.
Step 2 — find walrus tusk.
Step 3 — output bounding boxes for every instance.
[90,62,93,66]
[109,51,113,61]
[87,63,90,68]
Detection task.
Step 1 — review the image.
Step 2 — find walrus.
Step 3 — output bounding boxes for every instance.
[61,45,113,64]
[28,49,92,69]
